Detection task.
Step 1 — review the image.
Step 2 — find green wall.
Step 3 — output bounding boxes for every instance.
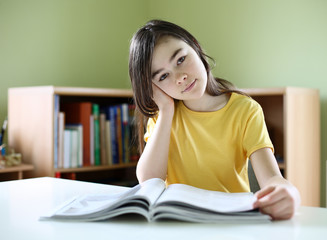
[0,0,326,206]
[0,0,147,125]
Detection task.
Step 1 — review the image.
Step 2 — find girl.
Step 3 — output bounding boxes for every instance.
[128,19,300,220]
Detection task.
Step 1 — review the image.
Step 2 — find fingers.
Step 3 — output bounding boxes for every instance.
[253,185,296,220]
[254,186,285,208]
[151,83,174,114]
[254,185,275,200]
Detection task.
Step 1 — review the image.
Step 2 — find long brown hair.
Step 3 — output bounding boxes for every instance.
[129,19,246,152]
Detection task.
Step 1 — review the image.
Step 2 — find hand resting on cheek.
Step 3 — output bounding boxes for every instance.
[152,83,175,116]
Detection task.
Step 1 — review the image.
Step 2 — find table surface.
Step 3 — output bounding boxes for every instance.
[1,177,327,240]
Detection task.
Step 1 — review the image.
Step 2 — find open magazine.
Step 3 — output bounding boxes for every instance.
[40,178,270,223]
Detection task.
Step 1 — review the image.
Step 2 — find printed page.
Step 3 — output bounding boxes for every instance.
[155,183,256,213]
[134,178,166,205]
[46,185,142,217]
[152,206,270,222]
[42,178,166,219]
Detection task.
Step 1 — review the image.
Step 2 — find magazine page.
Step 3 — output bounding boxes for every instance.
[135,178,166,205]
[151,206,270,222]
[41,178,166,220]
[154,183,256,213]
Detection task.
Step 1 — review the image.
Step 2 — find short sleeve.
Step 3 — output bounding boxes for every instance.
[242,104,274,158]
[144,116,158,142]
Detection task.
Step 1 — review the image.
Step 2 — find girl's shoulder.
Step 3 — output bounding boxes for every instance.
[229,93,262,112]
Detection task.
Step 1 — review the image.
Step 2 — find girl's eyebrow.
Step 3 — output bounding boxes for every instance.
[152,48,183,79]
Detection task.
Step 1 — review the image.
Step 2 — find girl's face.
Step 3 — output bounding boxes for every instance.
[151,36,207,101]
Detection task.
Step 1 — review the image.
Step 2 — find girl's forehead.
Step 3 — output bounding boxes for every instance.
[153,37,188,57]
[155,35,183,47]
[152,37,184,66]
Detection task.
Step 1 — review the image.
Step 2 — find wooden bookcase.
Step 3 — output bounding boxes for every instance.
[8,86,138,186]
[8,86,320,206]
[0,163,34,181]
[242,87,320,207]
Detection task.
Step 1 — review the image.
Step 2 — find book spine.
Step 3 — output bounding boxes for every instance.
[70,129,78,168]
[58,112,65,168]
[100,113,107,165]
[60,102,92,167]
[93,104,101,166]
[121,103,130,163]
[78,124,83,168]
[109,106,118,164]
[63,129,71,168]
[54,94,59,169]
[105,107,113,165]
[65,124,83,168]
[80,103,92,167]
[116,105,123,164]
[89,115,94,166]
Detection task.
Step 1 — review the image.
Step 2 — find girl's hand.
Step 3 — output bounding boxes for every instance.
[253,184,300,220]
[152,83,175,116]
[250,148,301,220]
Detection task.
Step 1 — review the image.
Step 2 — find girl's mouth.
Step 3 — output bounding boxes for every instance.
[182,79,197,93]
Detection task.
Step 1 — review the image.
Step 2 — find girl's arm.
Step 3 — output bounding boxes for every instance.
[250,148,301,220]
[136,84,175,183]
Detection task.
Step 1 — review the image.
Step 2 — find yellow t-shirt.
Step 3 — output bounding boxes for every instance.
[144,93,274,193]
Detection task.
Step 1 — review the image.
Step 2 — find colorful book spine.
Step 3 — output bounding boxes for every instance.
[54,95,59,168]
[116,105,123,164]
[104,107,113,165]
[57,112,65,168]
[63,129,71,169]
[60,102,92,167]
[121,103,130,163]
[93,104,101,166]
[65,124,83,168]
[60,102,139,168]
[109,106,118,164]
[89,114,94,166]
[99,113,107,165]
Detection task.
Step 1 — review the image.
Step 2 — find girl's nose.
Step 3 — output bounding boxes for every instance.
[176,73,187,85]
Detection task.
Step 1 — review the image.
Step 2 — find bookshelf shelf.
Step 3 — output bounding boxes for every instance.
[0,163,34,180]
[56,162,137,173]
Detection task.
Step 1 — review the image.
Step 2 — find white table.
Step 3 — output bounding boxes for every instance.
[1,177,327,240]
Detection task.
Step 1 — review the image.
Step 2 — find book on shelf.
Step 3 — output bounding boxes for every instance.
[121,103,130,164]
[99,113,107,165]
[128,104,139,162]
[58,101,139,169]
[104,110,113,165]
[65,124,83,168]
[61,102,92,167]
[89,114,95,166]
[57,112,65,169]
[92,104,101,166]
[115,105,123,164]
[109,106,118,164]
[62,125,83,169]
[40,178,270,223]
[54,95,60,169]
[63,129,71,169]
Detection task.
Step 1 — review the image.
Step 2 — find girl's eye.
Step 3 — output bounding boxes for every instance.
[177,56,186,65]
[159,73,169,81]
